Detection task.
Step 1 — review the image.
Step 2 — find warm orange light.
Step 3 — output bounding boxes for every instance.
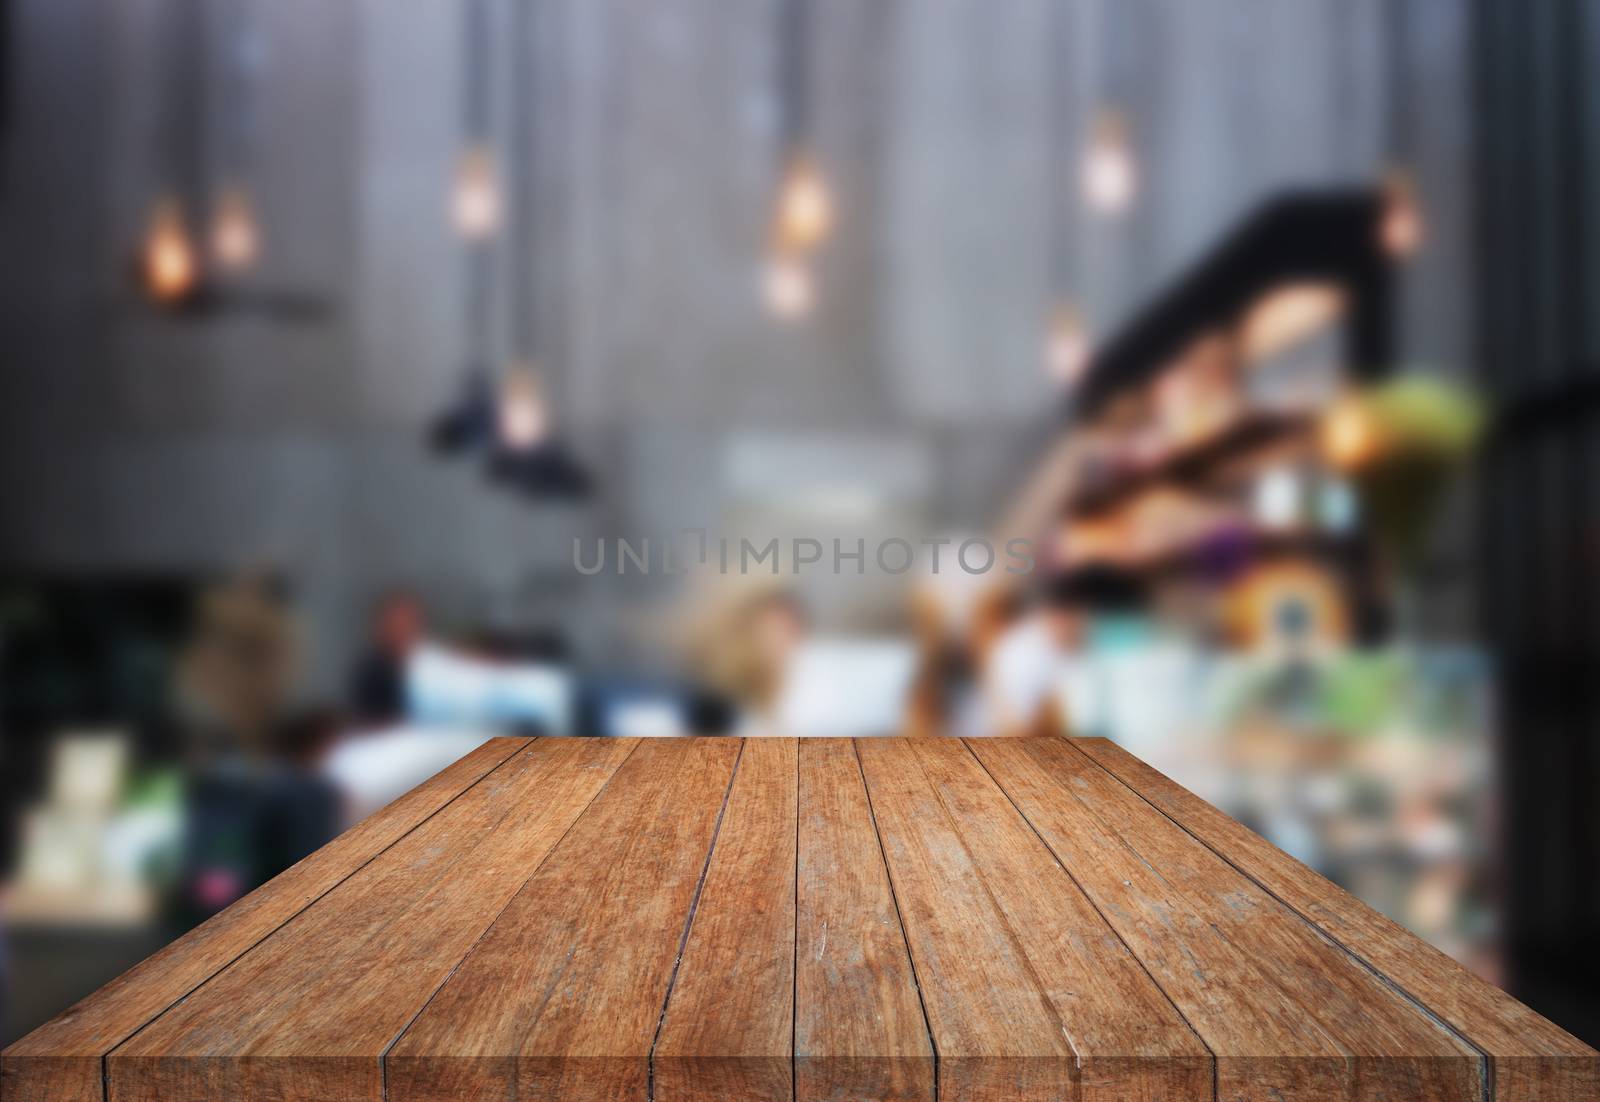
[1045,303,1090,384]
[1239,283,1345,364]
[499,363,549,450]
[1229,560,1350,654]
[762,249,814,320]
[774,153,833,251]
[1082,109,1136,215]
[1322,399,1380,470]
[451,145,501,240]
[143,198,198,303]
[1380,169,1423,259]
[211,187,261,270]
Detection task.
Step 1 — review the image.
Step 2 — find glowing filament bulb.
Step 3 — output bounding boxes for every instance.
[763,250,814,320]
[1045,303,1090,384]
[212,187,261,270]
[1380,168,1423,259]
[143,198,198,304]
[1082,110,1136,215]
[499,363,548,450]
[1322,398,1379,471]
[451,145,501,241]
[774,153,834,251]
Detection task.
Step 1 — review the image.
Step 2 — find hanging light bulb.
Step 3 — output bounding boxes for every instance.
[1082,109,1136,215]
[142,197,199,304]
[774,151,834,251]
[1045,303,1090,384]
[498,362,549,450]
[451,144,502,240]
[1321,396,1381,471]
[1380,167,1423,259]
[762,248,814,321]
[211,186,261,270]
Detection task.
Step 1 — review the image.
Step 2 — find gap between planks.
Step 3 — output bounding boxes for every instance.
[375,737,648,1102]
[642,736,945,1102]
[791,739,800,1102]
[81,736,1512,1102]
[644,738,747,1102]
[852,738,942,1102]
[96,737,530,1102]
[1051,737,1496,1102]
[959,737,1221,1101]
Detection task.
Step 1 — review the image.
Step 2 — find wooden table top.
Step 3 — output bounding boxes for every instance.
[5,736,1595,1101]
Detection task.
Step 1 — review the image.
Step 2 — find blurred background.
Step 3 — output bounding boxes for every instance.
[2,0,1597,1049]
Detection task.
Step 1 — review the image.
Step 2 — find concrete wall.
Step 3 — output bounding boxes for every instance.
[0,0,1476,686]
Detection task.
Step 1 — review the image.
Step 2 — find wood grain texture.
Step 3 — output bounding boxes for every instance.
[910,738,1213,1101]
[9,735,1595,1102]
[383,737,742,1102]
[855,737,1076,1100]
[0,735,525,1102]
[103,736,638,1102]
[794,739,933,1102]
[1071,735,1600,1102]
[968,736,1485,1102]
[653,738,797,1102]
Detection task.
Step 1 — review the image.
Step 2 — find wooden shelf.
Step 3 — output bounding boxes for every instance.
[1067,410,1313,521]
[1070,188,1390,421]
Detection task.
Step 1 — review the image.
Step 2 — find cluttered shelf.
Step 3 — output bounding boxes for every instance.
[1065,409,1313,521]
[986,183,1493,997]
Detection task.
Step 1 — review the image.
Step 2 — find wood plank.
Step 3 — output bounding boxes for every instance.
[0,736,526,1102]
[103,736,638,1102]
[14,734,1594,1102]
[969,736,1485,1101]
[384,737,742,1102]
[1071,735,1600,1101]
[653,738,797,1102]
[854,737,1076,1101]
[909,738,1212,1101]
[794,738,934,1102]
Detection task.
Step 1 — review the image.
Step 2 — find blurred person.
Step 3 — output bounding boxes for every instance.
[681,583,809,736]
[168,576,344,928]
[348,589,426,727]
[905,583,1019,739]
[726,590,810,736]
[984,566,1146,738]
[173,573,300,765]
[174,708,342,928]
[983,578,1085,738]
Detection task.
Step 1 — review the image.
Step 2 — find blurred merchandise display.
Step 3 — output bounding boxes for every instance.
[988,188,1499,978]
[1327,376,1485,565]
[1200,648,1494,975]
[7,733,181,928]
[1051,642,1496,975]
